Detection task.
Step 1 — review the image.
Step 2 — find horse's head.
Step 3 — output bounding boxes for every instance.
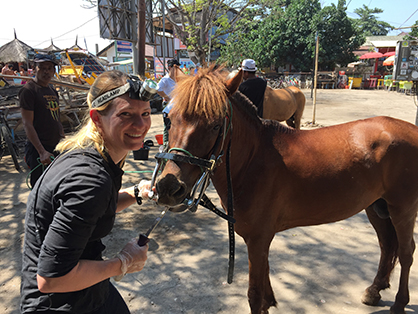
[155,66,243,211]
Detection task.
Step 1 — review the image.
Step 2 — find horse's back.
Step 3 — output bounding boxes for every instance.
[252,116,418,229]
[263,86,305,127]
[278,117,418,197]
[281,116,418,164]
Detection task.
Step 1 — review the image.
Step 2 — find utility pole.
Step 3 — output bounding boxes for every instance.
[312,32,319,124]
[161,0,166,75]
[138,0,146,77]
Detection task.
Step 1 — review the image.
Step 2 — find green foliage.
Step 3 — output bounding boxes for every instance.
[220,0,364,71]
[353,5,393,36]
[165,0,254,64]
[404,21,418,40]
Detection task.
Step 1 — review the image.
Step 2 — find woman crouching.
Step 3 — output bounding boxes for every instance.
[21,70,153,313]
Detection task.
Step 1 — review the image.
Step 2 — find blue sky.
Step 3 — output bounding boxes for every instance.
[1,0,417,54]
[324,0,418,35]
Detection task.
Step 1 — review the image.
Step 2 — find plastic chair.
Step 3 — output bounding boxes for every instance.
[377,79,384,89]
[403,81,414,95]
[398,81,405,91]
[384,79,392,91]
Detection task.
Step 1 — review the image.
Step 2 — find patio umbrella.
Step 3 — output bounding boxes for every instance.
[383,51,396,57]
[359,52,384,59]
[383,55,395,66]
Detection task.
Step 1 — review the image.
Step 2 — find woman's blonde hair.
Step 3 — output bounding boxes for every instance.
[56,70,128,155]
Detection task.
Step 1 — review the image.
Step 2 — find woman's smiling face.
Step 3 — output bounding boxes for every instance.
[92,94,152,163]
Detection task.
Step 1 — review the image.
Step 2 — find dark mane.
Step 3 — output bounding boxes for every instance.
[231,91,260,120]
[232,91,296,134]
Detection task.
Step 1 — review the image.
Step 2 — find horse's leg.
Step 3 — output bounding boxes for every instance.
[245,235,276,314]
[262,263,277,311]
[285,116,296,128]
[362,205,398,306]
[293,109,303,129]
[389,210,416,314]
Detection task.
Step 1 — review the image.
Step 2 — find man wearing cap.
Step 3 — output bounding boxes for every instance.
[19,54,64,187]
[156,59,181,145]
[238,59,267,117]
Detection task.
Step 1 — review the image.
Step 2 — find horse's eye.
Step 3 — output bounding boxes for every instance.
[213,124,221,131]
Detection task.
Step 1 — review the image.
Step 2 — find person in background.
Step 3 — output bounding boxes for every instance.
[156,58,181,145]
[194,63,200,75]
[19,54,65,187]
[238,59,267,118]
[18,64,29,84]
[182,64,188,73]
[1,63,16,85]
[20,70,152,314]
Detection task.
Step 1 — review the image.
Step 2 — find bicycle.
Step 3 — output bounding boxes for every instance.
[0,108,21,172]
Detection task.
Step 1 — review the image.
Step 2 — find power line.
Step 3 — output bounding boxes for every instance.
[398,8,418,29]
[35,16,98,46]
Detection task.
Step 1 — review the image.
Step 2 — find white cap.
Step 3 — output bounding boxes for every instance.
[241,59,257,71]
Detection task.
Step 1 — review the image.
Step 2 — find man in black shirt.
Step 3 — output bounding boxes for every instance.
[238,59,267,118]
[19,54,64,187]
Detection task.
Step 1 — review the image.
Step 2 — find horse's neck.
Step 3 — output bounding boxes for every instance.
[211,98,262,197]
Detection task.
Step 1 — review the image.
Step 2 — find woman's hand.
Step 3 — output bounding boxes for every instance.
[114,238,148,281]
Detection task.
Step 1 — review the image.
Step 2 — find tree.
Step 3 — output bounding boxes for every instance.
[220,0,363,71]
[163,0,254,64]
[353,5,393,36]
[82,0,255,65]
[316,1,364,69]
[404,21,418,40]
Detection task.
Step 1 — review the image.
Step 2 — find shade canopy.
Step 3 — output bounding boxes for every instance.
[0,38,33,63]
[347,61,365,68]
[359,52,384,59]
[383,55,395,66]
[383,51,396,57]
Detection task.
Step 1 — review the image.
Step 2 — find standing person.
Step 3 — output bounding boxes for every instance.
[194,63,200,75]
[20,70,153,313]
[19,54,65,187]
[238,59,267,118]
[156,59,180,145]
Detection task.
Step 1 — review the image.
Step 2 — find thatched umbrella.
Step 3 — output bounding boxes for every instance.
[0,31,32,63]
[44,39,61,52]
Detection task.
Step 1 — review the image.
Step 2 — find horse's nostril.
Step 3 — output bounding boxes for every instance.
[156,174,188,205]
[173,183,186,199]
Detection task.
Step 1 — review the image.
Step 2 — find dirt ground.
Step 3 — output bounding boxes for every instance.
[1,88,418,314]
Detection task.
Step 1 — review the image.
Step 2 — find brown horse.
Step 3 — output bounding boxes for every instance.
[263,85,305,129]
[155,66,418,314]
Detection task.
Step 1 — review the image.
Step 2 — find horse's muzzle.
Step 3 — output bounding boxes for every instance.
[156,174,190,212]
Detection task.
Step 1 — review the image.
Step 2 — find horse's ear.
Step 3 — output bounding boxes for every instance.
[172,65,188,83]
[225,69,243,96]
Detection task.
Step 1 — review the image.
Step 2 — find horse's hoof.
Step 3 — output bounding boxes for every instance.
[361,287,381,306]
[390,304,406,314]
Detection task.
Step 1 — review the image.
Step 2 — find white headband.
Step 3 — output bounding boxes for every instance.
[91,83,130,108]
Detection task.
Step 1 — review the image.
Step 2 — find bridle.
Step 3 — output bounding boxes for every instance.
[149,101,236,283]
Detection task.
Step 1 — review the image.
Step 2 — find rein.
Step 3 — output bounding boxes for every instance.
[151,101,236,283]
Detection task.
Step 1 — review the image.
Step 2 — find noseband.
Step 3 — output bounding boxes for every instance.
[149,101,236,283]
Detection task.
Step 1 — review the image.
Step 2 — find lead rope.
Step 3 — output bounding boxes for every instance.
[226,134,235,284]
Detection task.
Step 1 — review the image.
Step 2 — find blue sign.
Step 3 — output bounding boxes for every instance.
[117,41,132,53]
